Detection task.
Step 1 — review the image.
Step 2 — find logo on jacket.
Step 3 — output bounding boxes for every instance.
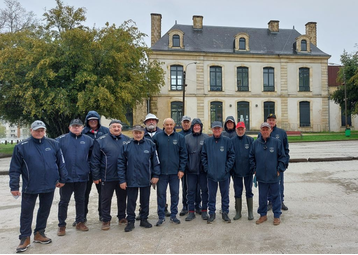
[245,144,249,149]
[200,141,204,145]
[45,147,51,151]
[269,147,275,153]
[220,146,224,152]
[80,141,86,144]
[144,150,149,153]
[173,139,178,145]
[275,134,280,139]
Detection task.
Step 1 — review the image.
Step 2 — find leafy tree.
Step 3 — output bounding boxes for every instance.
[0,123,5,138]
[0,0,164,137]
[331,49,358,117]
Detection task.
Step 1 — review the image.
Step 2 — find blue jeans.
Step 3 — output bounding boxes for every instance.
[157,174,179,219]
[58,182,87,227]
[233,175,254,198]
[20,191,54,239]
[207,178,230,215]
[187,172,208,212]
[258,182,282,218]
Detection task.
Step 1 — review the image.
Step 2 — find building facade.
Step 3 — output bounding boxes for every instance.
[143,14,331,133]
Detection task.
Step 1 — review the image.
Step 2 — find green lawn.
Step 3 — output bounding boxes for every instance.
[287,131,358,143]
[0,143,16,155]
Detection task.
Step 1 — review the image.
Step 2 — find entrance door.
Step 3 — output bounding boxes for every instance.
[237,101,250,130]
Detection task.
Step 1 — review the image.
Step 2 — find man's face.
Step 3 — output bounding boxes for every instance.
[236,127,245,137]
[182,120,191,131]
[193,124,201,134]
[109,123,122,136]
[31,128,46,139]
[260,127,271,140]
[132,130,144,141]
[145,119,157,131]
[267,117,276,129]
[212,127,222,138]
[88,119,99,129]
[69,125,83,136]
[164,119,175,134]
[226,121,235,130]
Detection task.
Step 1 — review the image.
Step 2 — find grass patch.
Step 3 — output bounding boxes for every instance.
[288,131,358,143]
[0,143,16,155]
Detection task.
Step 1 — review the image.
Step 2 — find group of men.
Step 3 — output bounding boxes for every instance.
[9,111,289,253]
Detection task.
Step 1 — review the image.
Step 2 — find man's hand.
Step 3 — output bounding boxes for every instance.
[93,179,101,185]
[56,183,65,188]
[178,171,184,179]
[120,182,127,190]
[11,191,21,196]
[151,177,159,184]
[277,171,280,177]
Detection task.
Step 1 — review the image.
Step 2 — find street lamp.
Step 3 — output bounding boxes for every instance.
[182,62,197,116]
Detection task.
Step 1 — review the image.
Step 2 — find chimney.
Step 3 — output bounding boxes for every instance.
[305,22,317,46]
[151,13,162,46]
[268,20,279,32]
[193,15,203,29]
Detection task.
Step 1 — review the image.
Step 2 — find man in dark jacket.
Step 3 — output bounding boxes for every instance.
[144,113,163,140]
[56,119,93,236]
[250,122,286,226]
[118,125,160,232]
[231,122,254,221]
[184,118,209,221]
[153,118,187,226]
[222,116,236,138]
[82,110,109,223]
[9,120,68,253]
[201,121,235,224]
[91,120,130,230]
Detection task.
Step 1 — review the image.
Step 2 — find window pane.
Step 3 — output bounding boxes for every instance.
[237,67,249,91]
[210,66,222,91]
[299,101,310,127]
[170,65,183,91]
[264,101,275,122]
[263,67,274,91]
[299,68,310,91]
[173,35,180,47]
[239,38,246,50]
[301,40,307,51]
[210,101,223,123]
[171,101,183,126]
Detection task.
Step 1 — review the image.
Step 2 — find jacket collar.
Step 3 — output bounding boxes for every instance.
[31,136,45,144]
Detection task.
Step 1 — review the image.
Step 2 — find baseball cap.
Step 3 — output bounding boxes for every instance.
[31,120,46,130]
[181,116,191,122]
[87,117,99,120]
[211,121,223,128]
[132,125,145,132]
[236,122,246,128]
[70,119,83,126]
[109,119,122,126]
[267,113,276,119]
[260,122,271,129]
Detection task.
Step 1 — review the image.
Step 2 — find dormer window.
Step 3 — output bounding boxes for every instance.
[168,29,184,49]
[296,35,311,53]
[234,33,249,51]
[173,35,180,47]
[301,40,307,51]
[239,38,246,50]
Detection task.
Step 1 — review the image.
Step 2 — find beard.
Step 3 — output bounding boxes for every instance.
[146,124,157,131]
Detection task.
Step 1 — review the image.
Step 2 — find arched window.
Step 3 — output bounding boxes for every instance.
[239,38,246,50]
[301,39,307,51]
[299,101,310,127]
[263,67,275,91]
[299,68,310,91]
[210,101,223,123]
[170,65,183,91]
[237,67,249,91]
[210,66,222,91]
[264,101,275,122]
[237,101,250,130]
[173,34,180,47]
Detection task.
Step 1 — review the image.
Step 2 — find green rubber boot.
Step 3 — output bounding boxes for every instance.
[233,198,242,220]
[247,197,254,220]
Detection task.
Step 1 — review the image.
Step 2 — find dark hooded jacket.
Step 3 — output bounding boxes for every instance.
[185,118,209,175]
[82,111,109,139]
[231,134,254,177]
[222,116,236,138]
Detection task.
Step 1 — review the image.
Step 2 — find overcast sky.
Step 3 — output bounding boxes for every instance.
[8,0,358,65]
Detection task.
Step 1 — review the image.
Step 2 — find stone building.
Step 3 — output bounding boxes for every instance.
[140,14,331,132]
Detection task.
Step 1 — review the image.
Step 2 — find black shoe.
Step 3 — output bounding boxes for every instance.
[124,221,135,232]
[72,221,77,227]
[267,202,273,212]
[207,213,216,224]
[140,219,152,228]
[282,203,288,211]
[170,217,181,224]
[195,207,202,215]
[222,212,231,223]
[156,218,165,226]
[201,211,208,220]
[164,205,171,217]
[136,215,141,221]
[185,212,196,221]
[179,207,188,216]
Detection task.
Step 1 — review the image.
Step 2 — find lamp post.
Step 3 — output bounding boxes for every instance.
[182,62,197,116]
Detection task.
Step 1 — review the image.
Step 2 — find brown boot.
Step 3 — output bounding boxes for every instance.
[57,226,66,236]
[76,222,89,231]
[255,215,267,225]
[16,236,30,253]
[33,230,52,244]
[118,218,128,225]
[273,217,281,225]
[101,221,110,231]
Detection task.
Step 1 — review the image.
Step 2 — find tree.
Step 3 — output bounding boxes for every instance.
[0,0,38,33]
[0,0,164,137]
[331,49,358,116]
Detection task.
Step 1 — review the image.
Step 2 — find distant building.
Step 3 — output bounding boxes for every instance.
[0,119,29,140]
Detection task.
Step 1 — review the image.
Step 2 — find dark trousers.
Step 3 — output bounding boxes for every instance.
[207,178,230,215]
[187,172,208,211]
[127,186,151,222]
[84,173,101,219]
[101,181,127,222]
[233,175,254,198]
[268,172,284,202]
[157,174,179,219]
[58,182,87,227]
[19,191,54,239]
[258,182,281,218]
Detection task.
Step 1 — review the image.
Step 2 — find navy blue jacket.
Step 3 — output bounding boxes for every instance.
[144,127,163,141]
[201,134,235,182]
[231,134,254,177]
[118,138,161,187]
[82,111,109,139]
[91,133,130,182]
[56,132,93,183]
[153,131,187,175]
[249,136,286,184]
[179,128,192,137]
[9,136,68,194]
[222,116,236,138]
